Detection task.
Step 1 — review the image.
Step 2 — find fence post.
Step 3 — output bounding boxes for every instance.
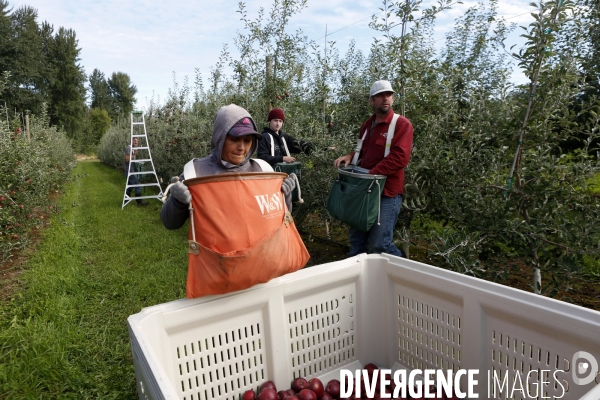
[25,114,30,142]
[266,55,273,110]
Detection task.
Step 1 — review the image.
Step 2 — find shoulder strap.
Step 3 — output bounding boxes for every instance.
[183,159,197,180]
[384,113,400,157]
[351,128,369,166]
[251,158,274,172]
[269,134,275,156]
[281,134,291,157]
[270,132,291,157]
[351,114,400,164]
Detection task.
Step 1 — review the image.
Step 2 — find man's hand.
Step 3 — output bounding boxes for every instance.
[282,156,296,163]
[170,181,191,205]
[333,154,352,169]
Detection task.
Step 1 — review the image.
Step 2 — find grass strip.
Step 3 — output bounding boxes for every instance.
[0,161,188,399]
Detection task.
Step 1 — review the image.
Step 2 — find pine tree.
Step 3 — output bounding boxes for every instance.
[1,5,49,116]
[89,68,111,111]
[107,71,137,119]
[46,26,86,139]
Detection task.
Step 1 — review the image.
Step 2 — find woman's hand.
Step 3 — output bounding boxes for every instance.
[170,181,191,205]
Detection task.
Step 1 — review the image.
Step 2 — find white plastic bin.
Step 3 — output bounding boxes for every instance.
[128,254,600,399]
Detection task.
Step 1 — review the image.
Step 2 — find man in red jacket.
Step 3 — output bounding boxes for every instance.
[334,80,413,257]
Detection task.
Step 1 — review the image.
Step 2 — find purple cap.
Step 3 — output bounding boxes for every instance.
[228,117,262,139]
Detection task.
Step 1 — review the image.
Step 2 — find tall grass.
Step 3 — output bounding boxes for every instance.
[0,161,187,399]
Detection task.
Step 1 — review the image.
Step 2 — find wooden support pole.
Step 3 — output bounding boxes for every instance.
[25,114,30,142]
[266,55,273,110]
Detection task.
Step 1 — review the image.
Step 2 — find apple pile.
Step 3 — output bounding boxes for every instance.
[241,363,458,400]
[241,376,339,400]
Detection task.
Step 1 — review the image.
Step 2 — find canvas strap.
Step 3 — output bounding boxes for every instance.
[251,158,274,172]
[183,159,197,180]
[269,133,291,157]
[351,113,399,165]
[184,158,274,180]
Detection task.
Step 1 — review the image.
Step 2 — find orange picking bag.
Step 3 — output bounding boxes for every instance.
[184,172,310,298]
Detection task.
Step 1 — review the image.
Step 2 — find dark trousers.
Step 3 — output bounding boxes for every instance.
[126,175,142,197]
[348,194,404,257]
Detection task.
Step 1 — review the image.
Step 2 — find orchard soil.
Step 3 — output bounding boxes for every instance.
[299,213,600,312]
[1,208,599,312]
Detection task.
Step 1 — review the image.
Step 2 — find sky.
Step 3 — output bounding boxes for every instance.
[7,0,535,110]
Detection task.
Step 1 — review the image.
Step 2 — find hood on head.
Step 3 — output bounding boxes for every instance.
[211,104,259,166]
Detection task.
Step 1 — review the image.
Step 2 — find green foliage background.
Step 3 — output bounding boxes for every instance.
[98,0,600,295]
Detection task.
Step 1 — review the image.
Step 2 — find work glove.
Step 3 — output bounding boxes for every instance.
[170,181,191,205]
[281,176,296,196]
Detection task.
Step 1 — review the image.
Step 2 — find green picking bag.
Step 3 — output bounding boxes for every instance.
[274,162,301,202]
[326,166,386,232]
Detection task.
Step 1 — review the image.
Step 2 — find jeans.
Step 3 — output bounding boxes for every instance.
[126,174,142,197]
[348,194,404,257]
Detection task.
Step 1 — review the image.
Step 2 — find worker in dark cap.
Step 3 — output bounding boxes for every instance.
[257,108,313,167]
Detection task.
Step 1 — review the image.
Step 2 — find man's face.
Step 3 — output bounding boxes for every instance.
[269,119,283,133]
[133,138,139,146]
[221,135,253,165]
[369,92,394,115]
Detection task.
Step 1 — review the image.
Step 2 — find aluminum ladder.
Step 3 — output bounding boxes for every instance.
[122,111,164,208]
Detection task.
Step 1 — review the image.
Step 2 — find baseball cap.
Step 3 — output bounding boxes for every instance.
[228,117,262,139]
[370,80,395,97]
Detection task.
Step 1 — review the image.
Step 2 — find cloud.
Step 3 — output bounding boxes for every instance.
[7,0,535,108]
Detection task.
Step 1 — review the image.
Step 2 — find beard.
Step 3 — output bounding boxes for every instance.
[375,103,391,115]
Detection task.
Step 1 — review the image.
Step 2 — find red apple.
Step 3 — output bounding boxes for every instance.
[325,379,341,399]
[321,393,334,400]
[276,95,282,100]
[307,378,325,399]
[279,389,296,400]
[259,388,279,400]
[291,378,308,392]
[260,381,277,392]
[364,364,378,378]
[297,389,317,400]
[242,389,257,400]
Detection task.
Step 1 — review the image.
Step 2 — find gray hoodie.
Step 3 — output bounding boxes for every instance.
[161,104,286,230]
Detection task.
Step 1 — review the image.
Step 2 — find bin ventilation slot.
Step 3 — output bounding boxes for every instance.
[174,323,266,400]
[397,295,462,374]
[488,331,570,400]
[288,297,355,379]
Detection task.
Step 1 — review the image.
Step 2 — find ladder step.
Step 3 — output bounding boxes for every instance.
[132,122,145,125]
[130,171,157,175]
[132,134,146,138]
[132,147,149,150]
[125,195,164,200]
[126,183,162,188]
[131,159,152,162]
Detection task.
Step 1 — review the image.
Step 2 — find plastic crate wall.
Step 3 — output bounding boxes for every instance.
[128,254,600,400]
